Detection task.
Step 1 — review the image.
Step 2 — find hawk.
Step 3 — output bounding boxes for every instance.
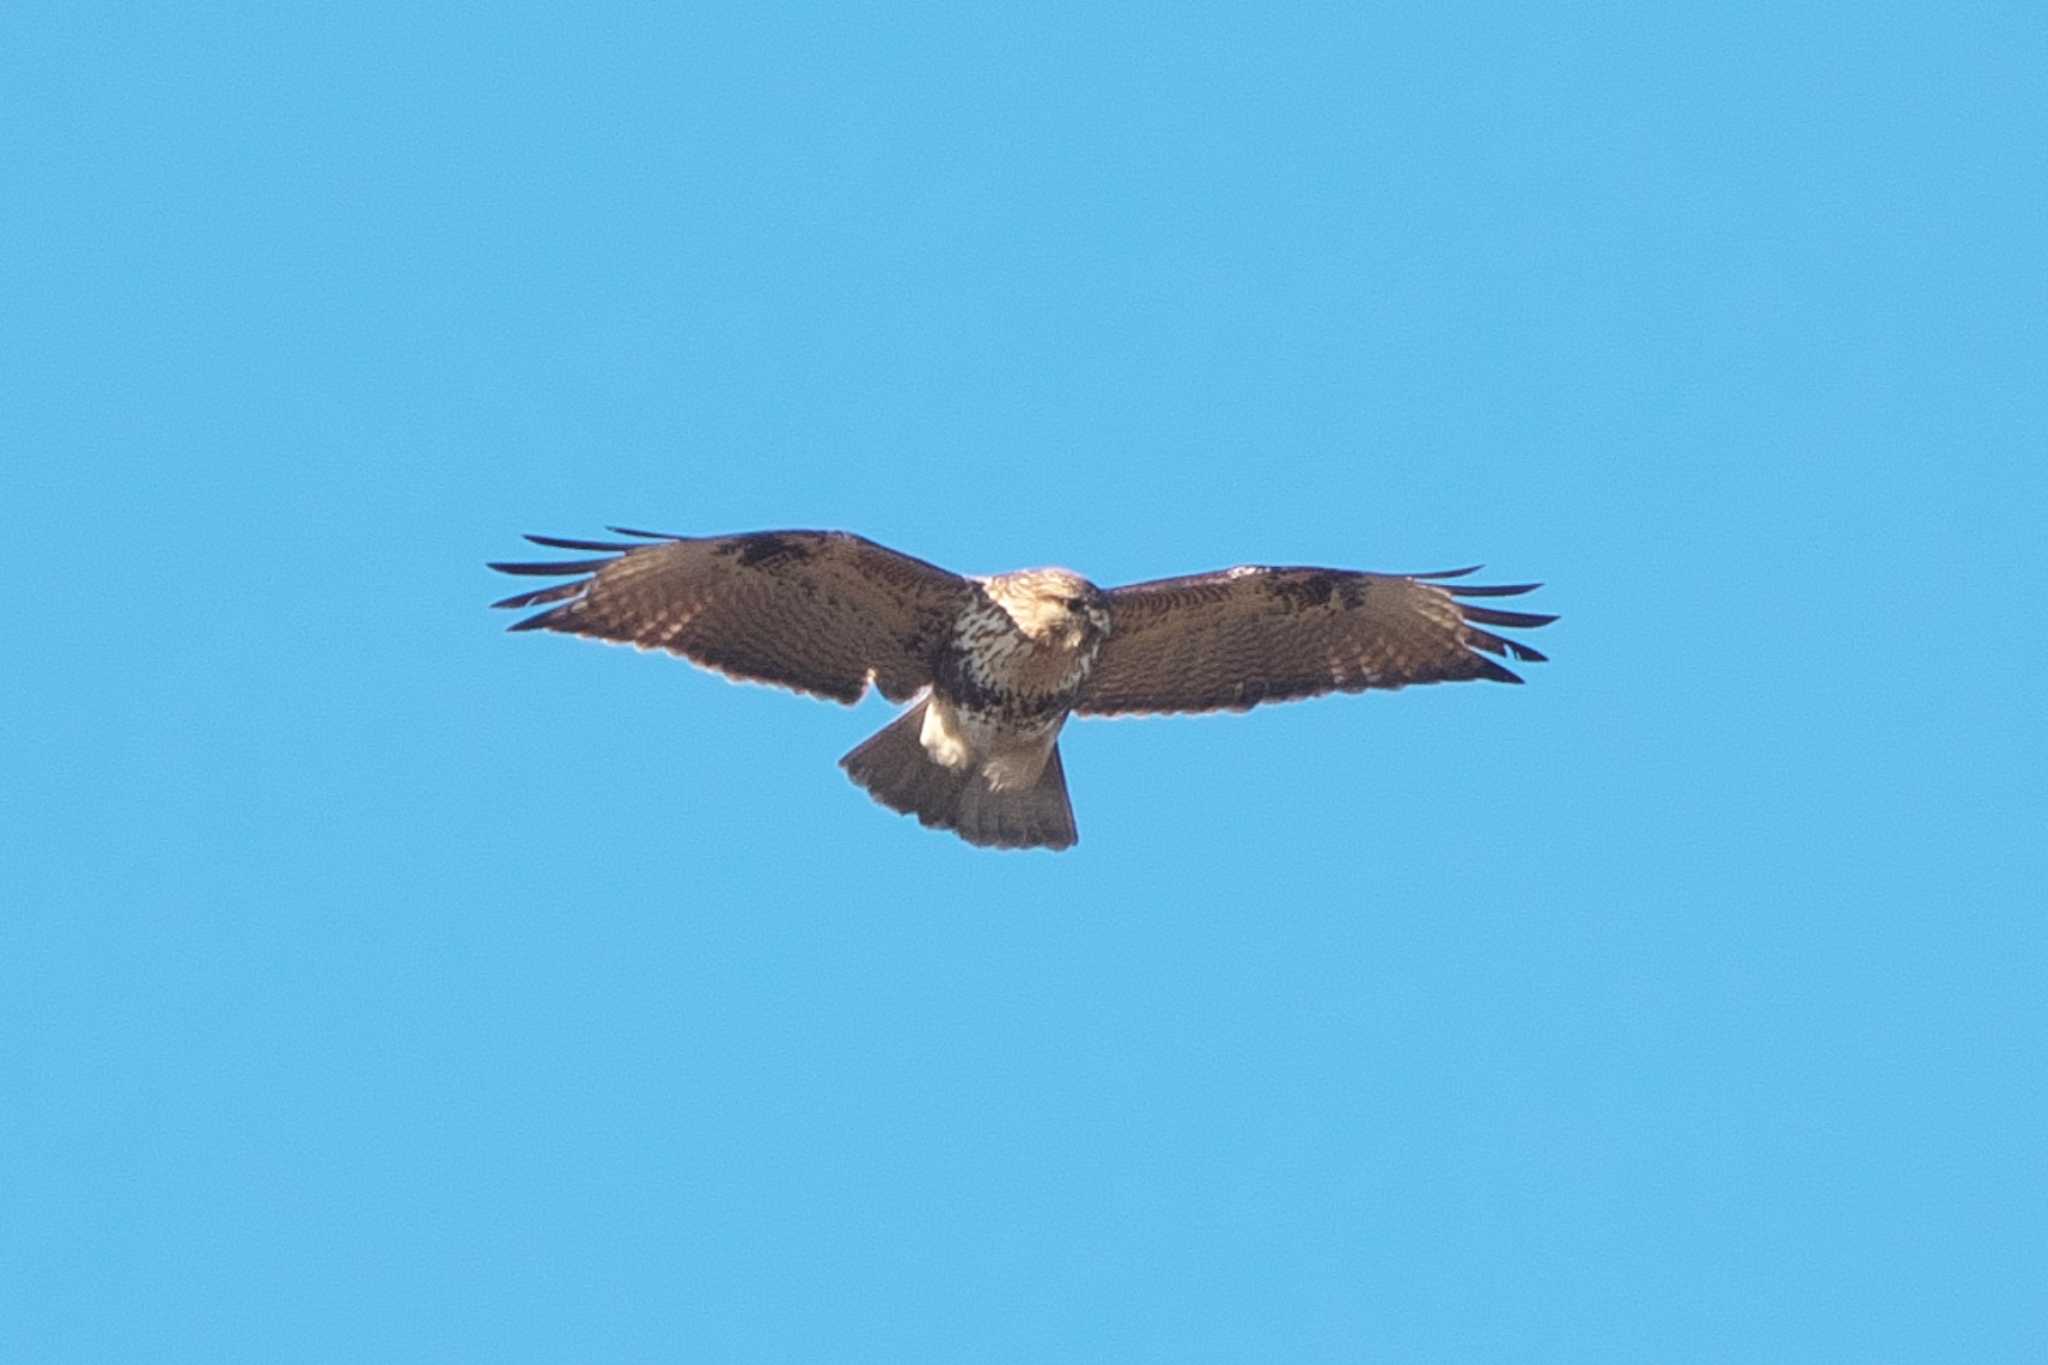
[489,527,1555,850]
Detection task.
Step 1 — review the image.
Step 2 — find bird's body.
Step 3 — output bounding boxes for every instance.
[926,568,1107,784]
[489,528,1554,850]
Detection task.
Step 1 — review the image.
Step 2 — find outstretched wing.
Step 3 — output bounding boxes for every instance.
[1077,565,1554,715]
[489,528,971,704]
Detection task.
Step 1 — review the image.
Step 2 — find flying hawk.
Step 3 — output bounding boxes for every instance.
[489,527,1554,850]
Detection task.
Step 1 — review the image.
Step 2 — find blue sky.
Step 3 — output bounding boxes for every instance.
[5,1,2043,1359]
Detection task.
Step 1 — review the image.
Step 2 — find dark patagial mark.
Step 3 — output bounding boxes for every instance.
[720,533,815,570]
[1265,570,1344,609]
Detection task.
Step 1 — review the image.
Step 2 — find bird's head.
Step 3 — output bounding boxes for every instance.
[988,568,1111,650]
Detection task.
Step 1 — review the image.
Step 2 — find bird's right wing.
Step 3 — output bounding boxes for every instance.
[489,528,972,704]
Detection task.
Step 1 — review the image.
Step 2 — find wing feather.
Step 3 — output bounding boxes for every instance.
[488,529,970,704]
[1077,565,1554,715]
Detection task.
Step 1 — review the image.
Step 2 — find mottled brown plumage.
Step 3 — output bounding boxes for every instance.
[1079,565,1550,714]
[489,527,1555,850]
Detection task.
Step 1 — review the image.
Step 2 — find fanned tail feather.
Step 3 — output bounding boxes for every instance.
[839,701,1078,851]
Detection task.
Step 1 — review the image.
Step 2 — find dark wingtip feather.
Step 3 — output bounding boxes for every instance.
[1446,581,1543,598]
[523,533,637,552]
[490,581,588,610]
[1473,656,1526,684]
[1465,627,1551,663]
[506,610,564,632]
[1459,605,1560,629]
[501,557,616,577]
[606,525,680,540]
[1414,565,1483,580]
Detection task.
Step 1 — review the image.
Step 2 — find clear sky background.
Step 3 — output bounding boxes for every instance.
[5,2,2043,1360]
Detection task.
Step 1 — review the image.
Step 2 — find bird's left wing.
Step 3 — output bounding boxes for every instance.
[1076,565,1554,715]
[489,528,971,704]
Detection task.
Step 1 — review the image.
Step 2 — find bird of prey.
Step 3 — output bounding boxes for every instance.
[489,527,1554,850]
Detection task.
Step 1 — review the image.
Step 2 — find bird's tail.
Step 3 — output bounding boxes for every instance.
[839,699,1078,851]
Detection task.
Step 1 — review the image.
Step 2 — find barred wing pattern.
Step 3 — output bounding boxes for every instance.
[1077,566,1553,715]
[489,528,971,704]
